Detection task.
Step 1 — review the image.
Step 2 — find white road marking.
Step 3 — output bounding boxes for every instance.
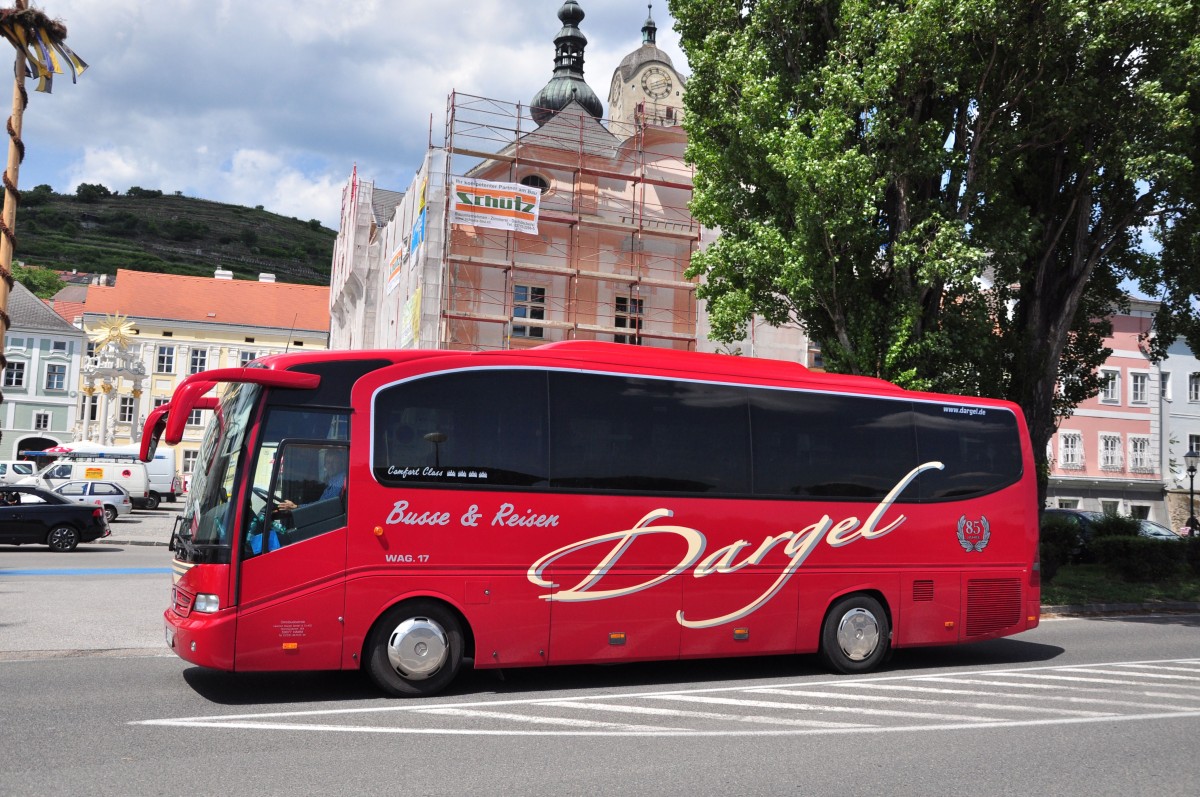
[541,700,868,728]
[750,688,1114,717]
[416,706,684,732]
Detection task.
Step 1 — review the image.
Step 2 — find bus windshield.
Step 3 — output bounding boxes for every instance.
[182,381,261,550]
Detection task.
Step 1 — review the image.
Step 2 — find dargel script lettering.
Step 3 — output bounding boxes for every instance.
[527,462,943,629]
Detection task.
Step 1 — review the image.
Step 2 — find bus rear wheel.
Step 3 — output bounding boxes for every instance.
[819,594,890,674]
[366,600,464,697]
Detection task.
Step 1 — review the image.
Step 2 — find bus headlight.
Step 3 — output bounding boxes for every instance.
[194,594,220,613]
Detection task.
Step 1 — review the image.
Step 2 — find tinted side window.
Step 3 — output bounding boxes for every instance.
[548,373,751,494]
[373,370,549,488]
[750,390,917,500]
[913,403,1023,499]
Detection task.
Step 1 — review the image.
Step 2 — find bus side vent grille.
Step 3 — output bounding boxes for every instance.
[912,580,934,602]
[965,578,1021,637]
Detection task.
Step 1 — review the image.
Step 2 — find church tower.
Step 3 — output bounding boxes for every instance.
[607,5,685,129]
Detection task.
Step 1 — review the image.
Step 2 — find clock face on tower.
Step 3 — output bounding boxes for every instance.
[640,66,673,100]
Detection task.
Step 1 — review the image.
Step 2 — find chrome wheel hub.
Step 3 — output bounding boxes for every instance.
[836,607,880,661]
[386,617,448,680]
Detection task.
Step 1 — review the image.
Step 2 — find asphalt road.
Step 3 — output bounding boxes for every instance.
[2,505,1199,796]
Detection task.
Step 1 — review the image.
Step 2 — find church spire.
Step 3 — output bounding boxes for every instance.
[530,1,604,127]
[642,4,657,46]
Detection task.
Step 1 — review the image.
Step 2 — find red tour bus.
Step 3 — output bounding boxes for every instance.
[144,342,1040,696]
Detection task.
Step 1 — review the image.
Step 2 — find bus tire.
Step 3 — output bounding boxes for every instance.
[366,600,464,697]
[819,594,890,674]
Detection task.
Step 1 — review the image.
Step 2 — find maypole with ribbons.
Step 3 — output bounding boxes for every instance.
[0,0,86,418]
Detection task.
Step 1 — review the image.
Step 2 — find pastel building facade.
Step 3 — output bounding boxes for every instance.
[1,281,85,458]
[1045,300,1166,521]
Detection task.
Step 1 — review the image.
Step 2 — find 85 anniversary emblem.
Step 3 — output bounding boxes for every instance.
[957,515,990,552]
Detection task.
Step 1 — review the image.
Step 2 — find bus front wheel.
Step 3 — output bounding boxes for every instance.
[366,600,464,697]
[819,594,890,674]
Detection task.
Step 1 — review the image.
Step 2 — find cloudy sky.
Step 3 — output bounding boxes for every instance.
[18,0,688,230]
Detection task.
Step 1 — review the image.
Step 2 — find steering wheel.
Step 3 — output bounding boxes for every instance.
[252,486,284,504]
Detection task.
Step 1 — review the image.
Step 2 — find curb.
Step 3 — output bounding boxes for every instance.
[97,538,170,547]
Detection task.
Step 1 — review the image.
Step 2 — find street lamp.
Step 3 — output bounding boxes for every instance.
[1185,449,1200,538]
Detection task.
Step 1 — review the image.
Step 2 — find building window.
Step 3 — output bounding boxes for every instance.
[1059,432,1083,469]
[3,361,25,388]
[1129,436,1151,472]
[1100,433,1122,470]
[189,349,208,375]
[187,409,203,426]
[512,285,546,339]
[156,345,175,374]
[239,350,258,366]
[51,340,68,353]
[1100,499,1121,515]
[86,341,96,358]
[1130,372,1147,404]
[154,396,169,409]
[33,411,51,431]
[118,396,135,424]
[84,395,98,421]
[519,174,550,193]
[183,450,198,474]
[1056,498,1080,509]
[1190,373,1200,402]
[1100,370,1120,403]
[615,296,644,345]
[45,364,66,391]
[1161,372,1171,401]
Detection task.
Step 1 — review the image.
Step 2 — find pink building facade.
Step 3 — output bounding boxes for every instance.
[1045,300,1167,521]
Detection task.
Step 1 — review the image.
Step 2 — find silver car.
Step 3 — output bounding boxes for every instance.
[52,480,132,524]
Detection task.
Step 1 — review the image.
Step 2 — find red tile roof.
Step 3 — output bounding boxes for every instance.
[82,269,330,332]
[50,299,86,324]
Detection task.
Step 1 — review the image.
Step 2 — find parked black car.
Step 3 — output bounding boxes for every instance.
[0,484,110,552]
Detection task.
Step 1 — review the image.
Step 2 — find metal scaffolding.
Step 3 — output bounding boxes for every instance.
[440,92,701,351]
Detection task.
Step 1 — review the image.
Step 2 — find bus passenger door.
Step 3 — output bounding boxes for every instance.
[234,441,349,671]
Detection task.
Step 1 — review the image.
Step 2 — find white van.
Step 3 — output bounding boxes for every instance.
[21,459,150,508]
[0,460,36,484]
[35,442,182,509]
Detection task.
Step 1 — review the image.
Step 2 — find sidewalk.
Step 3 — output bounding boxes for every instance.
[98,501,183,547]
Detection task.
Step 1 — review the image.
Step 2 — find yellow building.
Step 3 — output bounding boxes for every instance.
[71,268,329,481]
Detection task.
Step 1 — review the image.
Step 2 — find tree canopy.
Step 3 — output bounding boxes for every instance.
[13,263,64,299]
[670,0,1200,493]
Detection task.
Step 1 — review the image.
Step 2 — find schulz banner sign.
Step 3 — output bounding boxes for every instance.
[450,177,541,234]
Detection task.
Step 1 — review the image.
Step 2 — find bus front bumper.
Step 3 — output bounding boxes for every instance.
[164,608,236,671]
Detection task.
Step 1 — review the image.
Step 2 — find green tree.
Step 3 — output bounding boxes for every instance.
[74,182,112,203]
[12,264,64,299]
[671,0,1200,500]
[22,184,55,207]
